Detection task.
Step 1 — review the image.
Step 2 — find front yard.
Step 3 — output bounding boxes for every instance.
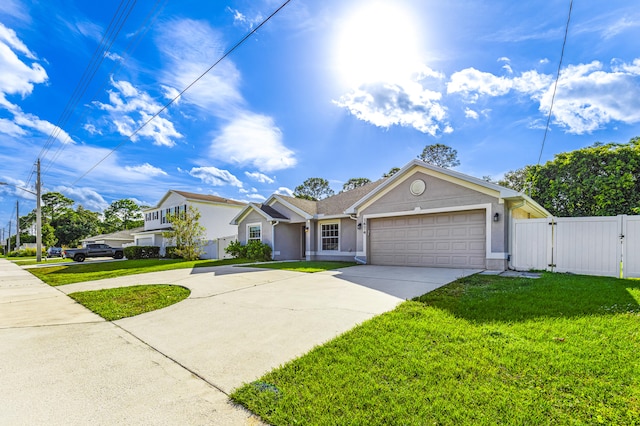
[28,258,250,286]
[232,273,640,425]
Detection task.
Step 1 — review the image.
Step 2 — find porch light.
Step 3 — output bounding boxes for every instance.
[493,213,500,222]
[357,223,362,229]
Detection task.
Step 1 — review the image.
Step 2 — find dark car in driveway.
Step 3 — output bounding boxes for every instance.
[47,247,62,257]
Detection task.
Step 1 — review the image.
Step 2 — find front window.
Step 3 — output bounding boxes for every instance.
[248,224,262,242]
[321,223,339,251]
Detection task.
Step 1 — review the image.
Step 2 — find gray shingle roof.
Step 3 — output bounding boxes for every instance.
[317,179,387,215]
[260,204,289,220]
[277,195,318,215]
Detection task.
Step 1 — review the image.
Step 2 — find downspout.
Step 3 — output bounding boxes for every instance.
[271,221,280,260]
[349,215,367,265]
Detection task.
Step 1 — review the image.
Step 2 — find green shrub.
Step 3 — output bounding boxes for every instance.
[123,246,160,260]
[225,240,246,258]
[7,248,44,257]
[245,240,272,261]
[225,240,272,261]
[164,246,182,259]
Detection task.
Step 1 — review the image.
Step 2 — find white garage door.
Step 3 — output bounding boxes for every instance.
[137,237,153,246]
[369,210,486,268]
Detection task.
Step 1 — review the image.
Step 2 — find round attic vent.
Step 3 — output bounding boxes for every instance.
[410,179,426,196]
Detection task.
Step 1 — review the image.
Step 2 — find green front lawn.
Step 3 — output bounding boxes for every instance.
[231,273,640,425]
[10,257,69,266]
[29,258,250,286]
[246,261,358,273]
[69,285,190,320]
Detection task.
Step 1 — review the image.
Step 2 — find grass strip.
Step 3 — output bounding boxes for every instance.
[245,261,358,273]
[231,273,640,425]
[69,284,190,320]
[29,258,249,286]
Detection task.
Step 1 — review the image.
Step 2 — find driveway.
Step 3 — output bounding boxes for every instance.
[1,260,478,424]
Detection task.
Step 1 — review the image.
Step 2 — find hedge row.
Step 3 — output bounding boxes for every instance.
[123,246,161,259]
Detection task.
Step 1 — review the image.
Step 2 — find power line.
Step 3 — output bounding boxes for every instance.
[42,0,168,177]
[25,0,138,187]
[537,0,573,165]
[71,0,293,186]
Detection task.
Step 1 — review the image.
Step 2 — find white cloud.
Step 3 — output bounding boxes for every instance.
[55,186,109,212]
[188,166,243,187]
[83,123,101,135]
[335,80,449,136]
[601,16,640,39]
[246,193,266,202]
[539,60,640,134]
[0,0,31,22]
[125,163,167,177]
[275,187,294,196]
[0,23,47,98]
[0,117,26,136]
[512,70,553,100]
[210,113,296,172]
[104,51,122,62]
[226,7,264,29]
[448,59,640,134]
[155,19,243,115]
[94,78,182,147]
[464,108,479,120]
[447,68,512,99]
[245,171,275,184]
[11,109,73,144]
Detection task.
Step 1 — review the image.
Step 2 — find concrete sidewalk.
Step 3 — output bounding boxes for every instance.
[0,259,472,424]
[0,259,261,425]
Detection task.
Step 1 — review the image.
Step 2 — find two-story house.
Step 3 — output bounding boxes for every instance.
[132,190,245,259]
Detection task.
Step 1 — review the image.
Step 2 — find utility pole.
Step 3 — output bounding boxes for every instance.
[16,200,20,250]
[36,159,42,262]
[7,220,11,253]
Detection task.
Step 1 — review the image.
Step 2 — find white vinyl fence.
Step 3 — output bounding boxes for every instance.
[511,215,640,278]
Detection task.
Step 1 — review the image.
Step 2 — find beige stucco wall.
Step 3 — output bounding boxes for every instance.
[360,171,508,255]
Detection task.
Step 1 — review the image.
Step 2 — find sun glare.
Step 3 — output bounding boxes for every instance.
[334,2,422,87]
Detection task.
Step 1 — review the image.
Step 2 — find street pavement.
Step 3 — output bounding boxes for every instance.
[0,259,478,425]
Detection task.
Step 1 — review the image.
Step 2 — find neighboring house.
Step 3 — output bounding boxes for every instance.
[231,159,550,271]
[133,190,246,259]
[80,227,143,247]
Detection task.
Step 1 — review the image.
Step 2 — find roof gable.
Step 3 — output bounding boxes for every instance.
[150,190,246,210]
[345,159,550,217]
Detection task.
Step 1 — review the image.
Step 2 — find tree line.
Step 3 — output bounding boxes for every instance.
[11,194,144,249]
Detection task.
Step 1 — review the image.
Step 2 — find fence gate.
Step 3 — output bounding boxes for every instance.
[512,215,638,278]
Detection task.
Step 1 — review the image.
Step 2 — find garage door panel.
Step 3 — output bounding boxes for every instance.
[370,210,486,268]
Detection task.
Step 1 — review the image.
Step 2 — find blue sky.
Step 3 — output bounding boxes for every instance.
[1,0,640,232]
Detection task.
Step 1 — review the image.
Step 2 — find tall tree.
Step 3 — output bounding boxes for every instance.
[41,192,74,223]
[103,199,144,232]
[163,207,206,261]
[294,178,335,201]
[382,167,400,178]
[53,206,101,247]
[342,177,371,192]
[418,143,460,168]
[502,138,640,217]
[496,166,536,193]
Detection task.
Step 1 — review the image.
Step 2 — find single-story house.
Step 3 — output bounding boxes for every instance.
[80,227,143,247]
[231,159,550,270]
[132,190,246,259]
